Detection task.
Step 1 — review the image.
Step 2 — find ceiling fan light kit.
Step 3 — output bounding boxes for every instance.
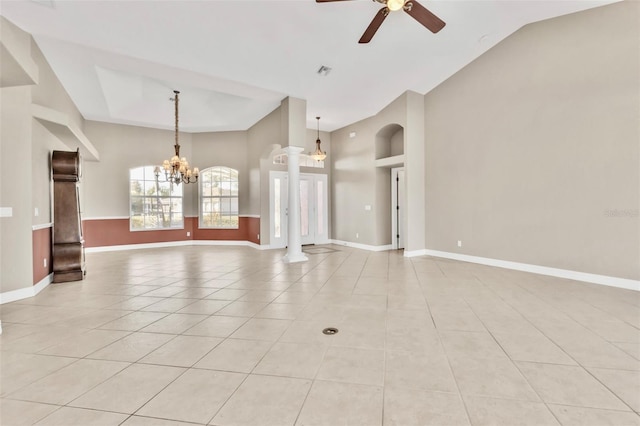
[386,0,405,12]
[317,0,446,44]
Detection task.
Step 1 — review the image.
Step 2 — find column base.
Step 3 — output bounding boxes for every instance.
[282,253,309,263]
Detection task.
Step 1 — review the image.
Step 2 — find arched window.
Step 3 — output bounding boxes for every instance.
[199,166,239,229]
[130,166,183,230]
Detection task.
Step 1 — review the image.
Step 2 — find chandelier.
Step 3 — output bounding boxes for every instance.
[309,116,327,161]
[155,90,199,185]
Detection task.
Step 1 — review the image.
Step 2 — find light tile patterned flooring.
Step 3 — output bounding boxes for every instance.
[1,245,639,426]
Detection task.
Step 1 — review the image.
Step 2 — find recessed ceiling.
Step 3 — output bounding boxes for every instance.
[2,0,619,132]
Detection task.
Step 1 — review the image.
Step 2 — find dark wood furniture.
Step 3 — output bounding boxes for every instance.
[52,149,85,283]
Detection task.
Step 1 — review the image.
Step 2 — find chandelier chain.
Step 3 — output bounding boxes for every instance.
[155,90,199,185]
[174,90,180,157]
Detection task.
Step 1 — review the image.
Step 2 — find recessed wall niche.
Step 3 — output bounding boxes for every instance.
[375,123,404,160]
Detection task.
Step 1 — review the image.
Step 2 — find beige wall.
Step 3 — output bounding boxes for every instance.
[405,91,426,252]
[1,86,33,293]
[248,106,282,225]
[191,131,249,216]
[30,38,78,227]
[82,123,255,236]
[331,93,407,246]
[30,39,83,128]
[83,121,195,218]
[1,19,86,293]
[424,1,639,280]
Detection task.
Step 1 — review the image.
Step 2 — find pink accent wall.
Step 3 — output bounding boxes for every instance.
[83,217,261,248]
[32,226,52,284]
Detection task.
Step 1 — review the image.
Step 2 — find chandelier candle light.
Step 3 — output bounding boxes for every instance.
[155,90,199,185]
[310,116,327,162]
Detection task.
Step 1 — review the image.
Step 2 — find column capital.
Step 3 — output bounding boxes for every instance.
[282,146,305,155]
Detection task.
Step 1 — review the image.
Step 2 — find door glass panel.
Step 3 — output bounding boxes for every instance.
[274,178,281,238]
[317,180,324,236]
[300,180,309,237]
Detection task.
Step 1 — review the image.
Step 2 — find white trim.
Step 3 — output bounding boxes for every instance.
[197,227,240,231]
[416,249,639,292]
[82,215,259,221]
[375,155,405,168]
[0,273,52,304]
[330,239,393,252]
[192,240,255,247]
[183,240,273,250]
[86,240,192,253]
[251,242,272,250]
[82,216,129,221]
[32,222,53,231]
[404,249,428,258]
[86,240,273,253]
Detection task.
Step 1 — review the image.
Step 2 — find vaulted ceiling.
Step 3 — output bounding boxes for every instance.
[1,0,618,132]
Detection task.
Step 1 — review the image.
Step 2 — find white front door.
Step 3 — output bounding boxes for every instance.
[270,171,328,248]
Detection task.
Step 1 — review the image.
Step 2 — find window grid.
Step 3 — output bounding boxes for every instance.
[130,166,183,230]
[200,167,239,229]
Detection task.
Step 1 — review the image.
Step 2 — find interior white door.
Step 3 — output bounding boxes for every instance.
[270,171,328,248]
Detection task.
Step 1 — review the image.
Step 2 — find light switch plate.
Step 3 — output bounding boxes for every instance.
[0,207,13,218]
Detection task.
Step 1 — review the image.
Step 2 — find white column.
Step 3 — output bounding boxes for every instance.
[283,146,308,263]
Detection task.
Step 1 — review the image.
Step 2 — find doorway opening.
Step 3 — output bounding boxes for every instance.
[269,171,329,249]
[391,167,405,250]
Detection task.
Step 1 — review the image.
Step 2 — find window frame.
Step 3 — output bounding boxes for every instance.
[198,166,240,230]
[129,165,184,231]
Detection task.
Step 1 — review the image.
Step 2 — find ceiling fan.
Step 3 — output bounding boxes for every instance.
[317,0,446,44]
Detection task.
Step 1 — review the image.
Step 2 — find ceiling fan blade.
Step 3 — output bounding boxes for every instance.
[404,0,446,33]
[359,7,389,44]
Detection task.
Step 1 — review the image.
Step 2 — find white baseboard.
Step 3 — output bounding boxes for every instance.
[417,249,639,292]
[85,240,193,253]
[86,240,271,253]
[330,239,393,252]
[0,273,53,304]
[191,240,271,250]
[404,249,428,258]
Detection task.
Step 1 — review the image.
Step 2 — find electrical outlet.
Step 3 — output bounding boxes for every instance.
[43,258,47,267]
[34,207,39,217]
[356,233,359,239]
[457,240,462,247]
[187,231,191,237]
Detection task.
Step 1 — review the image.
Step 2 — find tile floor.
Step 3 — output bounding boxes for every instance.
[1,245,639,426]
